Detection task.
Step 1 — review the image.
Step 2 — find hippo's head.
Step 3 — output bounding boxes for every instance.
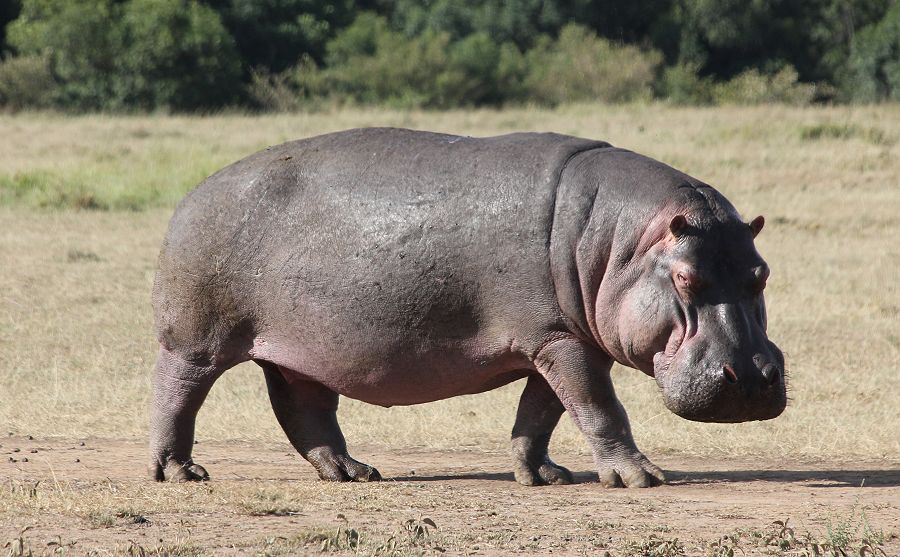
[609,207,786,423]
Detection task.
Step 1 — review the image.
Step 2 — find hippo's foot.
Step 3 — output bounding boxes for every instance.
[595,451,665,488]
[514,457,574,486]
[149,346,225,483]
[150,458,210,482]
[306,448,381,482]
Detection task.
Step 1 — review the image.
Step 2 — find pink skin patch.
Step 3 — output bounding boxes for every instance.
[619,206,718,381]
[633,206,690,258]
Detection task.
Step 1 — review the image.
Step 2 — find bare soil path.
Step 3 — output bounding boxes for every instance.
[2,437,898,555]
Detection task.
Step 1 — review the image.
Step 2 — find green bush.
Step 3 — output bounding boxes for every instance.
[522,24,662,105]
[324,11,384,66]
[247,66,307,112]
[213,0,354,73]
[389,0,570,50]
[310,14,451,107]
[252,19,664,108]
[8,0,241,111]
[282,13,512,108]
[8,0,122,110]
[116,0,242,111]
[439,32,503,105]
[656,63,715,105]
[712,65,816,105]
[842,2,900,102]
[0,54,55,110]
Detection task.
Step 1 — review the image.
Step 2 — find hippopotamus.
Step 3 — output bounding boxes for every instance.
[150,127,785,487]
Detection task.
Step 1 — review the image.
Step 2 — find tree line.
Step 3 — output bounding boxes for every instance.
[0,0,897,112]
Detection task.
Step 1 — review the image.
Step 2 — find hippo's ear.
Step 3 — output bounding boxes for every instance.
[669,215,689,237]
[749,215,765,238]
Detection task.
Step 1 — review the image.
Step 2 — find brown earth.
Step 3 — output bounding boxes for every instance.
[2,437,898,556]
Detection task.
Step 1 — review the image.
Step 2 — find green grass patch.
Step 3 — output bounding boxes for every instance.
[0,156,221,211]
[0,169,173,211]
[0,171,104,210]
[799,122,891,144]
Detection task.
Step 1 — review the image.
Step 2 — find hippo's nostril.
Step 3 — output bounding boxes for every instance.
[761,363,780,386]
[722,364,738,384]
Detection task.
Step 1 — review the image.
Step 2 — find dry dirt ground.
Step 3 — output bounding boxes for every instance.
[3,437,898,556]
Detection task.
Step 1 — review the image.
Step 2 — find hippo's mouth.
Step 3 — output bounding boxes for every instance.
[652,304,695,379]
[652,346,678,380]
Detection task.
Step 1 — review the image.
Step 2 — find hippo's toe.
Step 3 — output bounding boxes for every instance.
[150,459,209,482]
[596,453,665,488]
[307,449,381,482]
[514,458,574,486]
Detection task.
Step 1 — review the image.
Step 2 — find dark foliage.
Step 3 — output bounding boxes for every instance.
[1,0,898,111]
[205,0,356,72]
[0,0,21,56]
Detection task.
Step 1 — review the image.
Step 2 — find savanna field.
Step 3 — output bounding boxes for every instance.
[0,104,898,555]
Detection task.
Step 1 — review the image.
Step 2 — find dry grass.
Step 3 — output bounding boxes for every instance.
[0,104,898,463]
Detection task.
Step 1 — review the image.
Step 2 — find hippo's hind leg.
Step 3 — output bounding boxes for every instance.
[258,361,380,482]
[511,374,574,486]
[149,346,229,482]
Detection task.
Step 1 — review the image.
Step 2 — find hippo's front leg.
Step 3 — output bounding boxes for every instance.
[535,337,666,488]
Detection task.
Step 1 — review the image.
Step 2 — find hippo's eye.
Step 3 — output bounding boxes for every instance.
[673,267,704,297]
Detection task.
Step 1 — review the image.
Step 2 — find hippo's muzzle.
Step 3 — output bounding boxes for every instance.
[653,309,787,423]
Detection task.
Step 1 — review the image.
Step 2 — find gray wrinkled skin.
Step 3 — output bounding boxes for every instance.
[150,128,786,487]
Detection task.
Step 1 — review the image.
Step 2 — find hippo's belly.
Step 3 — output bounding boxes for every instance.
[250,332,534,406]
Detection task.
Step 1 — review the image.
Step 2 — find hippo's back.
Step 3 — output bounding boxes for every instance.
[153,128,608,371]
